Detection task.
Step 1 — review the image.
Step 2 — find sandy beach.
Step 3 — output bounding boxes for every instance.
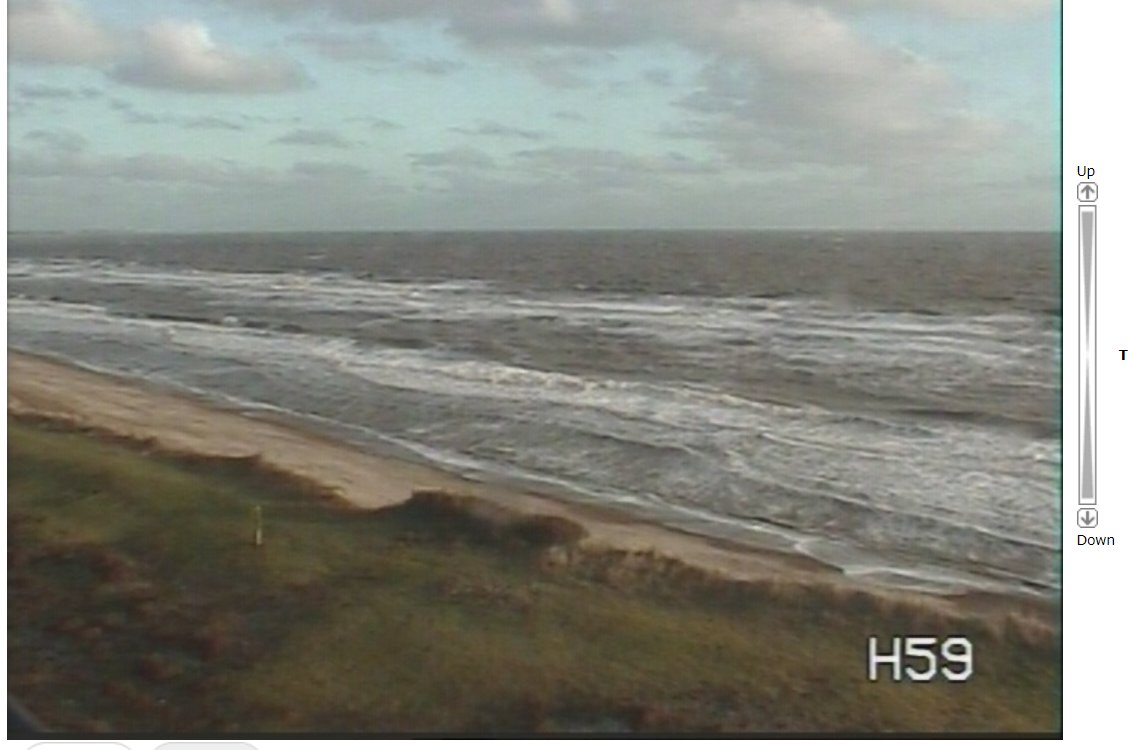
[7,349,1057,627]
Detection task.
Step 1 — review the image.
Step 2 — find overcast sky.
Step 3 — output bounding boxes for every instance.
[7,0,1060,232]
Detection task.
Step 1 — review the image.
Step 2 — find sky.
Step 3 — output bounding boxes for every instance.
[7,0,1061,232]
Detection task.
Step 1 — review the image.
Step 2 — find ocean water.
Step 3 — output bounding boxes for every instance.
[7,231,1061,597]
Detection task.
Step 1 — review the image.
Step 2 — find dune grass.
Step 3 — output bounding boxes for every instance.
[7,415,1061,734]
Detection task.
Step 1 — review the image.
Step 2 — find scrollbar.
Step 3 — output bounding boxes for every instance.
[1080,205,1097,505]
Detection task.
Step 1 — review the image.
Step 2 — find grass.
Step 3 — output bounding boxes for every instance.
[7,415,1062,734]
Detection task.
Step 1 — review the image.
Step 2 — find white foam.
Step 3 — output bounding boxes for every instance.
[8,263,1061,596]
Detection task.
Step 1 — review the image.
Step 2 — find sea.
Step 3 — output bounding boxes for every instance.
[6,230,1062,598]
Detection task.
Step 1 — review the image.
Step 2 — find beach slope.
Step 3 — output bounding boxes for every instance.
[7,351,850,582]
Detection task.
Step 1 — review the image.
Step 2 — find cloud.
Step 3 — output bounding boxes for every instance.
[10,141,371,189]
[291,161,370,179]
[450,120,546,141]
[8,0,121,64]
[274,128,353,148]
[517,48,622,88]
[212,0,1056,27]
[410,147,497,171]
[201,0,1054,63]
[409,57,466,76]
[16,83,102,100]
[9,2,309,94]
[104,99,246,131]
[365,117,401,130]
[111,20,308,93]
[209,0,655,47]
[107,97,163,125]
[290,29,393,61]
[403,143,719,203]
[667,1,1003,169]
[183,116,246,131]
[9,145,270,186]
[512,146,720,188]
[552,109,586,122]
[9,140,391,231]
[10,83,102,118]
[642,67,674,87]
[816,0,1057,19]
[200,1,1017,168]
[23,128,89,154]
[345,115,402,130]
[9,0,1054,231]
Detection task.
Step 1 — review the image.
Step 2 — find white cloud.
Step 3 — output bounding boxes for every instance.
[8,0,121,64]
[199,1,1020,167]
[9,2,308,94]
[818,0,1057,19]
[207,0,1055,43]
[111,20,308,93]
[706,4,951,126]
[655,0,1007,169]
[541,0,580,26]
[8,0,1056,230]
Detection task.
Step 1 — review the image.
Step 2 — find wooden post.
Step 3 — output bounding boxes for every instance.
[253,505,263,547]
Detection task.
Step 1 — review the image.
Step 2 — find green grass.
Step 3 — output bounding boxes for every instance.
[7,415,1061,734]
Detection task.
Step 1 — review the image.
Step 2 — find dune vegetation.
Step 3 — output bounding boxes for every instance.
[8,415,1060,735]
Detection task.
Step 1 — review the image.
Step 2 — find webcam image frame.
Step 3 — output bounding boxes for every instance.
[7,0,1062,738]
